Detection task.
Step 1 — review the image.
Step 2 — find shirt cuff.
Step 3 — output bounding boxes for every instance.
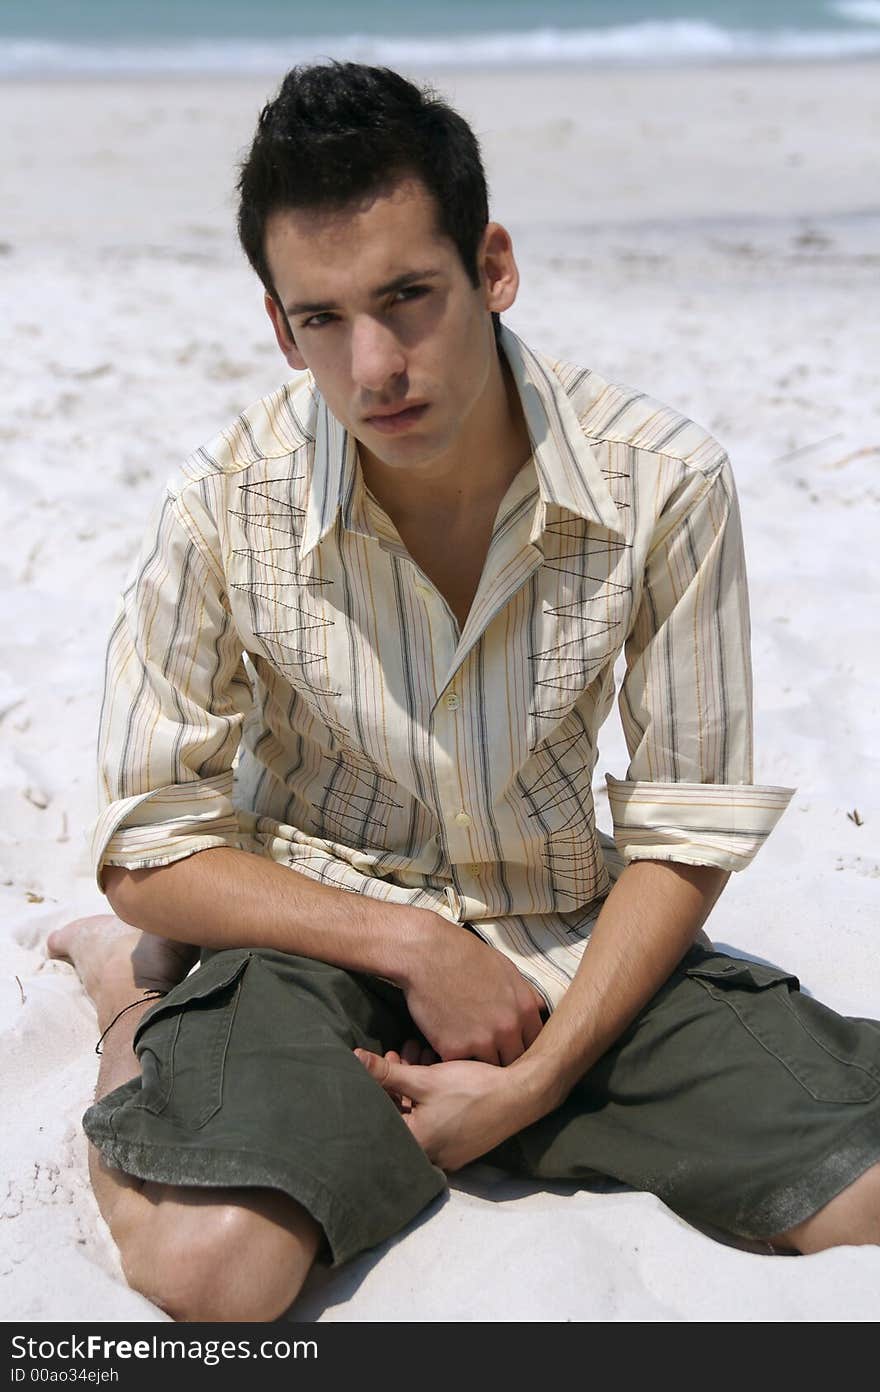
[90,774,246,891]
[604,774,795,873]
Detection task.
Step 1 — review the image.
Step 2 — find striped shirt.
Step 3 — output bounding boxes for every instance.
[91,325,794,1010]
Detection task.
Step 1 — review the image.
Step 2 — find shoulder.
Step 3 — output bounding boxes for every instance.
[547,351,729,482]
[166,372,318,504]
[133,374,318,570]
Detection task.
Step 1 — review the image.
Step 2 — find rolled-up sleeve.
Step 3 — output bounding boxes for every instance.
[89,480,254,890]
[607,456,793,872]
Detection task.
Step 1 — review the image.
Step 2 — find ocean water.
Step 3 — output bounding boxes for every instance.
[2,0,880,76]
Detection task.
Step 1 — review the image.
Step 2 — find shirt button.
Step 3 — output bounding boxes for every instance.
[445,692,460,711]
[469,864,481,876]
[454,810,472,828]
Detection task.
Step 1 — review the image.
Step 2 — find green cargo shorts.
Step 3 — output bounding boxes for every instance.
[83,943,880,1266]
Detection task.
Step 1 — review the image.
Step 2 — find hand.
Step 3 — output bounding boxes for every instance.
[354,1047,528,1172]
[398,1037,440,1067]
[130,931,199,993]
[382,1038,439,1111]
[400,918,548,1067]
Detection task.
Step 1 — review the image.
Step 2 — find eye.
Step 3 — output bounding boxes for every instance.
[300,312,337,330]
[392,285,428,305]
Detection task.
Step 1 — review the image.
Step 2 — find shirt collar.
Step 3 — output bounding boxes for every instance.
[299,323,622,561]
[498,325,623,541]
[300,392,356,559]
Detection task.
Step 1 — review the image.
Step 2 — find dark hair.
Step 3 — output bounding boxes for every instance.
[237,61,500,341]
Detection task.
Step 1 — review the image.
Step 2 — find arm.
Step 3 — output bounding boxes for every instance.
[508,858,728,1112]
[106,848,546,1062]
[358,858,726,1167]
[104,847,437,983]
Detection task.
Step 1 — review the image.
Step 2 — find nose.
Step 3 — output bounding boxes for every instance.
[350,314,406,395]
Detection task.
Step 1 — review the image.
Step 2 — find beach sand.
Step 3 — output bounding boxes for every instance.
[1,61,879,1321]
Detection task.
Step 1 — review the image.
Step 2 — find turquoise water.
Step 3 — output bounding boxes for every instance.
[2,0,880,73]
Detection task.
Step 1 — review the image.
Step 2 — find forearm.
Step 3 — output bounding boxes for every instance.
[103,846,444,986]
[509,859,729,1119]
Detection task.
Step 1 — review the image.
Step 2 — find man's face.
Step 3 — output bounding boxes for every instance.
[263,178,517,476]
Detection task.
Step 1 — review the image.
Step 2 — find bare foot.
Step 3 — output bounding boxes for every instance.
[48,915,197,1014]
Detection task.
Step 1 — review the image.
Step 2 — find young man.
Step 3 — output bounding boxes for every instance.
[50,61,880,1322]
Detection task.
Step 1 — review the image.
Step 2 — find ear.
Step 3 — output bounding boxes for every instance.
[264,292,308,372]
[479,222,519,316]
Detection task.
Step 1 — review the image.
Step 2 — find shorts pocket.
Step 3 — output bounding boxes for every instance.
[684,954,880,1104]
[132,951,252,1129]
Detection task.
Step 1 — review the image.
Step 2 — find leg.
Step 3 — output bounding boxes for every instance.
[771,1161,880,1254]
[49,916,323,1321]
[488,947,880,1254]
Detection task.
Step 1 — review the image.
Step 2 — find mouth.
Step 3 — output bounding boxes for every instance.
[364,402,429,434]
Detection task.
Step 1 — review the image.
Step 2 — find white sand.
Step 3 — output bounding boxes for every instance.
[1,62,879,1322]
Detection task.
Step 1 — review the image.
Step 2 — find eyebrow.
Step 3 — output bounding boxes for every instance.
[285,268,442,319]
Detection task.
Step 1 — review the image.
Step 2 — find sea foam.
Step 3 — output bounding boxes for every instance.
[3,20,880,77]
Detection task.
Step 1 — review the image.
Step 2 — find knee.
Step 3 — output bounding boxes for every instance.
[119,1198,321,1322]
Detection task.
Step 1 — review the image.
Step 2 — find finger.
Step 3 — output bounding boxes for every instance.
[522,1005,545,1051]
[400,1038,422,1065]
[354,1048,430,1101]
[367,1049,408,1107]
[497,1031,526,1068]
[438,1042,500,1065]
[393,1044,417,1109]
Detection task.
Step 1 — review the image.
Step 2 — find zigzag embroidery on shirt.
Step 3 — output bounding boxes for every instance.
[599,465,632,511]
[519,727,591,820]
[529,634,620,701]
[542,515,630,545]
[250,638,342,705]
[231,477,342,713]
[233,579,334,614]
[318,754,403,846]
[232,549,332,590]
[229,513,306,537]
[229,475,309,537]
[528,515,632,720]
[253,623,335,661]
[540,515,629,556]
[517,724,605,901]
[517,740,601,902]
[529,610,626,718]
[559,899,605,941]
[541,550,632,580]
[563,916,595,941]
[543,834,603,904]
[537,521,631,606]
[541,603,621,628]
[234,476,308,513]
[542,799,601,903]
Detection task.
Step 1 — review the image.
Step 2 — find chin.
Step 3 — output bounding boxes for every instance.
[370,432,448,467]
